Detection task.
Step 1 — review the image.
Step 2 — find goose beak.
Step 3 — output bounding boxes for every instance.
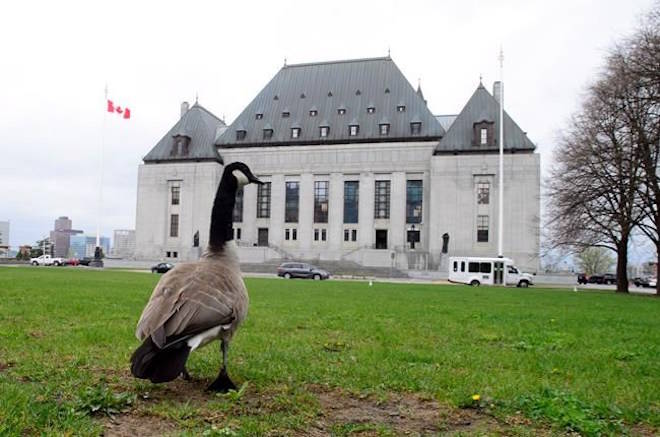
[249,174,264,185]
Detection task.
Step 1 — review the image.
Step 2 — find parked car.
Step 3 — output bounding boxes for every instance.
[78,257,94,266]
[587,274,604,284]
[30,255,66,266]
[633,277,650,287]
[577,273,588,284]
[277,262,330,280]
[603,273,617,285]
[151,262,175,274]
[66,258,80,266]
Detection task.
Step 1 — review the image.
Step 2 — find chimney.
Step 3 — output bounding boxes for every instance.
[180,101,189,118]
[493,82,502,104]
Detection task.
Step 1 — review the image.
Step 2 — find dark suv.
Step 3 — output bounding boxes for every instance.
[277,262,330,280]
[577,273,588,284]
[602,273,616,285]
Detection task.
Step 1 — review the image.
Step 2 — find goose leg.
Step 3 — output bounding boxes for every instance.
[181,367,191,381]
[207,340,237,392]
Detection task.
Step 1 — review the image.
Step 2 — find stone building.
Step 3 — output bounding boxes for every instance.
[49,216,82,258]
[135,57,540,272]
[111,229,136,258]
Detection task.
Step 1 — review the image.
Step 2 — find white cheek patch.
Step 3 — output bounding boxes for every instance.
[232,170,249,188]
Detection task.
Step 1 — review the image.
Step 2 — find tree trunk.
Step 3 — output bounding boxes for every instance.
[615,240,629,293]
[656,242,660,296]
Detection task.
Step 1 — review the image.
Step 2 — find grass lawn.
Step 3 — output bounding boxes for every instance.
[0,266,658,436]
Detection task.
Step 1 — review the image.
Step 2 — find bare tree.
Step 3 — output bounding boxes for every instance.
[577,247,615,276]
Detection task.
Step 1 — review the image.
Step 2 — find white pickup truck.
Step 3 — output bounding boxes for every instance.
[30,255,66,266]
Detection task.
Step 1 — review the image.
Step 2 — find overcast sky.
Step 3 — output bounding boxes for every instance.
[1,0,655,261]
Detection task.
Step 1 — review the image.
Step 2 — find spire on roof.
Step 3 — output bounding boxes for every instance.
[416,79,427,106]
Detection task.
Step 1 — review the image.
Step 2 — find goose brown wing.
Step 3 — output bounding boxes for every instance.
[135,262,246,348]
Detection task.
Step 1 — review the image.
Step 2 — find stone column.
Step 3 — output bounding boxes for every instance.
[358,173,374,247]
[328,173,343,253]
[390,172,406,249]
[242,183,257,246]
[270,174,285,247]
[299,173,314,250]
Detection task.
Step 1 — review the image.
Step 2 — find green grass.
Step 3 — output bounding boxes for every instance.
[0,266,658,435]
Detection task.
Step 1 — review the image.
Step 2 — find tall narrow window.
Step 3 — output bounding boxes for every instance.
[170,214,179,237]
[257,182,271,218]
[314,181,329,223]
[263,128,273,139]
[291,127,301,138]
[344,181,359,223]
[477,215,489,242]
[320,126,329,137]
[232,187,243,222]
[477,182,490,205]
[480,128,488,145]
[349,124,359,136]
[285,181,299,223]
[406,180,423,224]
[171,186,180,205]
[410,122,421,135]
[374,180,391,219]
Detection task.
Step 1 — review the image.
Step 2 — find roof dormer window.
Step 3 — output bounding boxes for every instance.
[309,109,318,117]
[291,127,301,139]
[480,128,488,145]
[379,123,390,136]
[282,111,290,118]
[397,105,406,112]
[367,106,375,114]
[319,126,329,138]
[410,122,421,135]
[255,113,263,120]
[337,108,346,115]
[349,124,359,136]
[263,128,273,140]
[236,130,247,140]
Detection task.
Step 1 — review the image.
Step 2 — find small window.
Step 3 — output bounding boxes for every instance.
[397,105,406,112]
[453,261,457,272]
[273,95,279,100]
[166,251,171,257]
[477,215,489,242]
[468,262,479,273]
[171,186,180,205]
[477,182,490,205]
[367,106,375,114]
[282,111,290,118]
[379,124,390,135]
[255,113,263,120]
[170,214,179,237]
[291,128,301,139]
[321,229,327,241]
[300,93,306,98]
[314,229,319,241]
[172,252,178,258]
[320,126,329,137]
[236,130,246,140]
[263,129,273,139]
[285,229,290,240]
[480,128,488,145]
[309,109,318,117]
[355,89,361,96]
[480,262,492,273]
[410,122,421,135]
[385,88,390,94]
[349,125,359,136]
[233,228,241,240]
[292,228,297,240]
[338,108,346,115]
[461,261,465,272]
[344,229,350,241]
[328,91,333,97]
[351,229,357,241]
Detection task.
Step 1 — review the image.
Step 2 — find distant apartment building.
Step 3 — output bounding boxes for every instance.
[70,235,110,259]
[49,216,83,257]
[0,221,9,257]
[111,229,136,258]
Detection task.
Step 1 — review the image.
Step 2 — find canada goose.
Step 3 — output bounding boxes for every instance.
[130,162,262,391]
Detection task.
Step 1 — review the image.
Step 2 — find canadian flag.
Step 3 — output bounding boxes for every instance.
[107,100,131,119]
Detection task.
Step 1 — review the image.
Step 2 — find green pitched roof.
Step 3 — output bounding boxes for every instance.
[143,103,225,164]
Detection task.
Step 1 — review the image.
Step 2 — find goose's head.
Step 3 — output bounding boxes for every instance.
[224,162,263,189]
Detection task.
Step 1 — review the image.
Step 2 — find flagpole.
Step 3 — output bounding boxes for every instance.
[94,84,107,266]
[497,47,504,258]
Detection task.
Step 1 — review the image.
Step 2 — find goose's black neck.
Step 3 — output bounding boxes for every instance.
[208,173,238,252]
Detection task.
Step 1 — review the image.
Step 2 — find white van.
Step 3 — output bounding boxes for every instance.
[448,256,534,287]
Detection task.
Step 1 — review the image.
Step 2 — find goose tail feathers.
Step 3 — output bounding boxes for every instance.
[130,336,191,383]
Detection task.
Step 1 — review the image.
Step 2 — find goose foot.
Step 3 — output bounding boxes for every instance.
[207,368,236,392]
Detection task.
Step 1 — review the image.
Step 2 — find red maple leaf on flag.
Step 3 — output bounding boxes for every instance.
[106,99,131,120]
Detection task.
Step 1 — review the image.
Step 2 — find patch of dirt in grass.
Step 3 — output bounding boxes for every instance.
[308,387,515,435]
[101,413,179,437]
[0,361,14,372]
